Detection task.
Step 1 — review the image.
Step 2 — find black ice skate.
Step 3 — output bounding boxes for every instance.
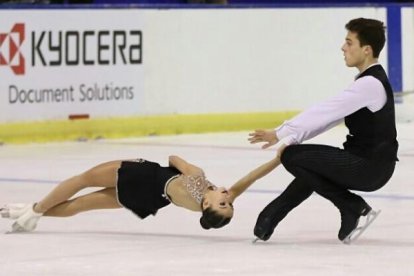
[338,203,380,245]
[253,214,279,243]
[341,209,381,244]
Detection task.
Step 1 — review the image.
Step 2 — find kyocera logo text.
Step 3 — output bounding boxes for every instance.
[1,23,142,76]
[32,29,142,67]
[0,23,25,75]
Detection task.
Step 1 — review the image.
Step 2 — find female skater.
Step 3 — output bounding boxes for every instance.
[1,154,280,233]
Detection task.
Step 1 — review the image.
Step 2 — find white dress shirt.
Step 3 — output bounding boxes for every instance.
[276,65,387,145]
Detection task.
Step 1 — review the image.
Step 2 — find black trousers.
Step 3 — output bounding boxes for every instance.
[261,144,396,224]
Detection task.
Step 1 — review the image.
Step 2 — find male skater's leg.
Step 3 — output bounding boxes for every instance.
[254,178,313,241]
[281,145,381,241]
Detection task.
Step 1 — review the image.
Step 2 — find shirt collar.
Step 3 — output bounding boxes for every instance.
[355,63,380,80]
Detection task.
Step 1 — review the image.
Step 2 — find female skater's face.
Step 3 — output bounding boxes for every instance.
[203,187,234,217]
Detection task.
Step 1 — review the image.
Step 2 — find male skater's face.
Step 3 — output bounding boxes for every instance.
[341,31,370,70]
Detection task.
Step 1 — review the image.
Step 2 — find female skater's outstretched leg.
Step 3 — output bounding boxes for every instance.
[34,160,122,213]
[2,160,122,232]
[44,188,121,217]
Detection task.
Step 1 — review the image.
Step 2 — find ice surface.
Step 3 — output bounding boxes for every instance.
[1,124,413,276]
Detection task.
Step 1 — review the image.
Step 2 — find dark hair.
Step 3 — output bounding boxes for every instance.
[345,18,386,58]
[200,207,232,230]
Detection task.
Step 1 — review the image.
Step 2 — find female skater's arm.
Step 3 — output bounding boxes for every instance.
[168,155,203,175]
[228,145,286,200]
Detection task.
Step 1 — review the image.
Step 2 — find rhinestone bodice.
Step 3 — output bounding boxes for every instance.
[182,172,215,204]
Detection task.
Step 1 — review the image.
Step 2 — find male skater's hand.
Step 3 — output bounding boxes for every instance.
[248,129,279,149]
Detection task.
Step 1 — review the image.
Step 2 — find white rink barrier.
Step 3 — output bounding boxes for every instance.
[1,7,412,123]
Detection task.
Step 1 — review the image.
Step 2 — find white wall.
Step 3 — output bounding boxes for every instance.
[142,8,387,115]
[402,7,414,92]
[0,7,401,122]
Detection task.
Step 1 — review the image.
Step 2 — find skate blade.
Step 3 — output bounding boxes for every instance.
[342,209,381,245]
[252,238,260,244]
[8,222,28,234]
[0,208,10,218]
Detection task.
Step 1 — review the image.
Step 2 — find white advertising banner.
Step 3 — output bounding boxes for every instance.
[0,10,144,122]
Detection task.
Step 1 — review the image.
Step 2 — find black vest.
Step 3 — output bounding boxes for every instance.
[343,65,398,161]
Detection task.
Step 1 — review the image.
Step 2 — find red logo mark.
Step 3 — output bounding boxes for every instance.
[0,23,25,75]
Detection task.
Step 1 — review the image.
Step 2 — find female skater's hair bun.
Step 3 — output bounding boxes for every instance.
[200,207,231,230]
